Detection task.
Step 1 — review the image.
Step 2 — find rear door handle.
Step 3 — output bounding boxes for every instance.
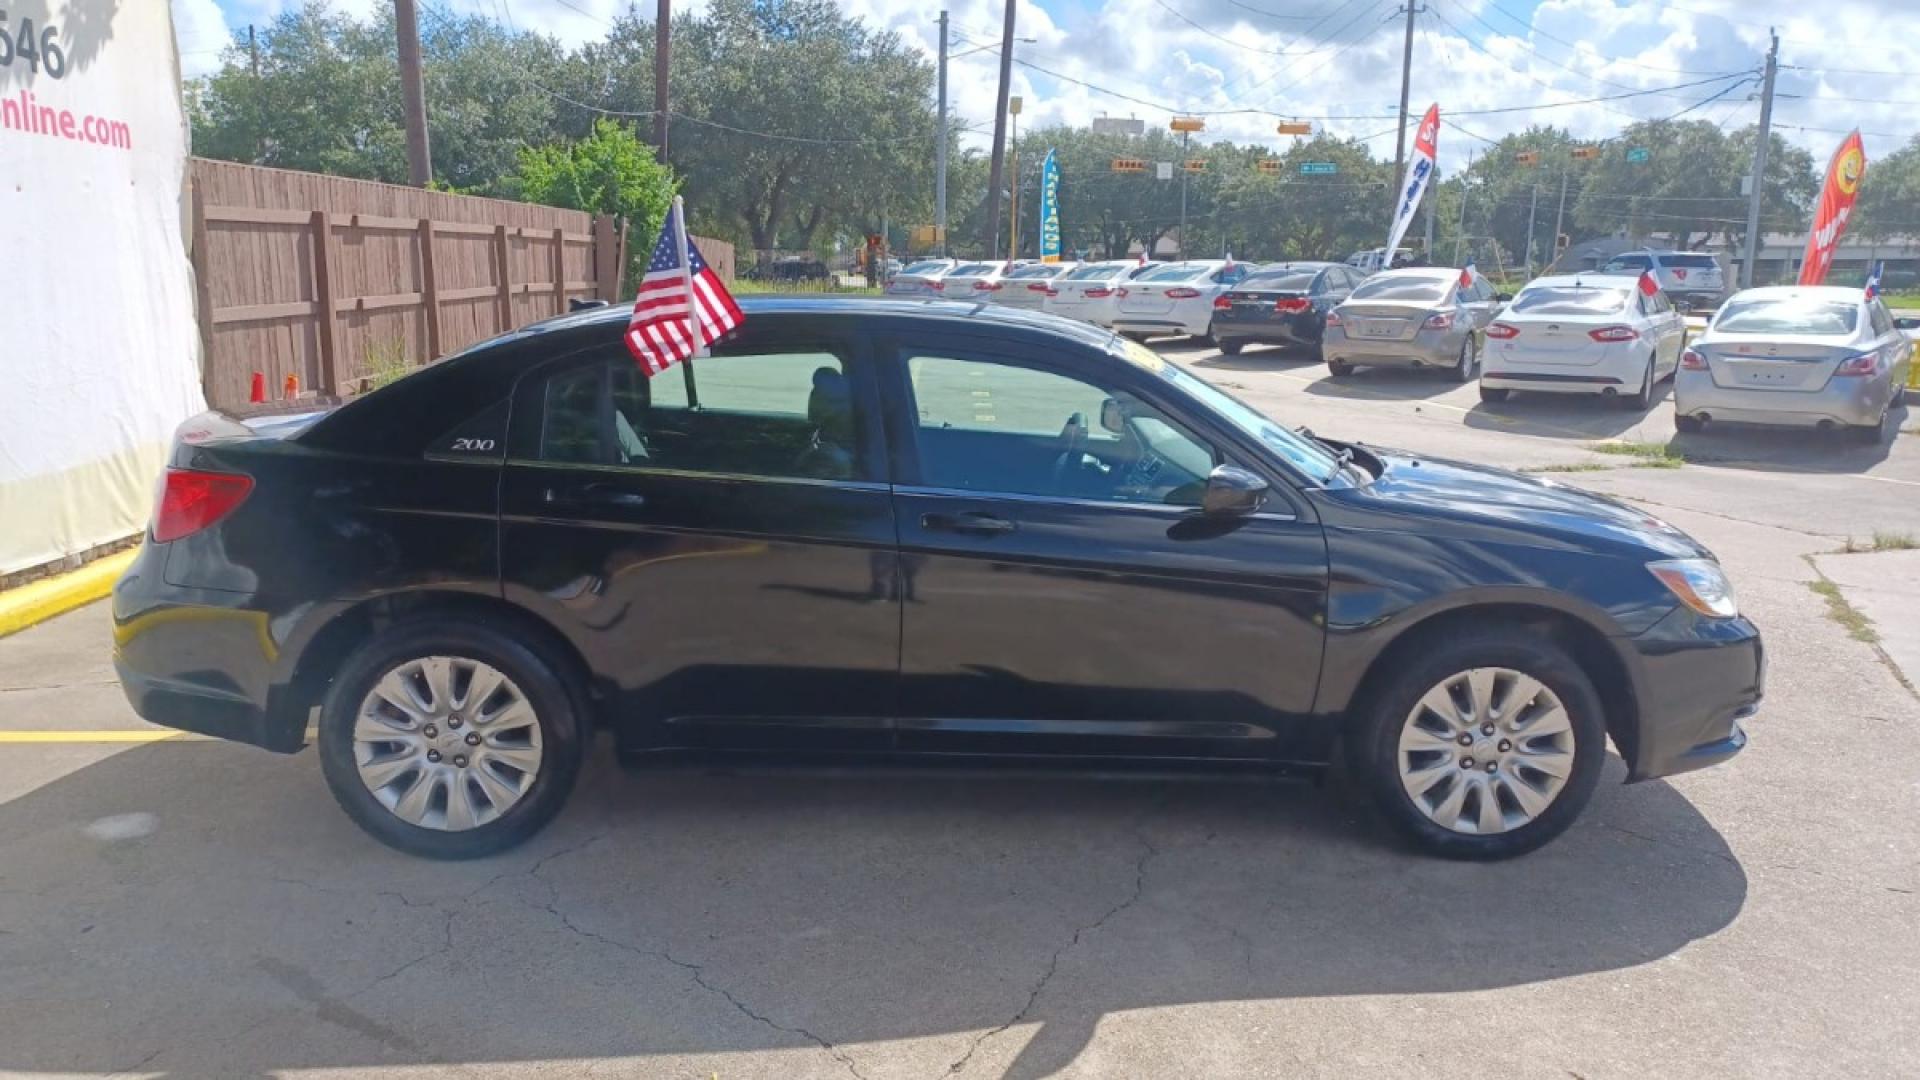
[545,482,647,509]
[921,511,1017,536]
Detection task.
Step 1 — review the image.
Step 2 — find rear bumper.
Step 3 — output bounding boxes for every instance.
[1113,313,1211,338]
[1482,343,1644,393]
[111,544,306,753]
[1622,606,1763,782]
[1674,369,1886,427]
[1214,323,1314,347]
[1325,331,1461,368]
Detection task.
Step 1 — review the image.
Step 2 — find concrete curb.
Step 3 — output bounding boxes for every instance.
[0,549,136,640]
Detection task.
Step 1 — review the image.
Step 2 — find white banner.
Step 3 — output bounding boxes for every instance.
[0,5,205,574]
[1385,103,1440,261]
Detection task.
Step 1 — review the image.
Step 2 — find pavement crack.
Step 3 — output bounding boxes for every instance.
[941,829,1160,1077]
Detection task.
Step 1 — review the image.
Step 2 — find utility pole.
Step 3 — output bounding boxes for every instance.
[1741,29,1780,289]
[1523,182,1540,275]
[1390,2,1421,216]
[1550,168,1569,272]
[394,0,432,187]
[1009,104,1022,259]
[1178,131,1190,262]
[653,0,671,157]
[935,11,949,257]
[1423,167,1436,258]
[983,0,1017,258]
[1454,150,1474,265]
[248,25,264,161]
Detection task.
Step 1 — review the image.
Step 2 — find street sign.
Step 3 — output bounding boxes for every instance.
[1299,162,1338,175]
[1156,161,1174,180]
[1627,147,1650,164]
[1008,96,1023,116]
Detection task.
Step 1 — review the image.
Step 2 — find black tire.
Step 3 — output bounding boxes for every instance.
[1450,337,1476,383]
[1479,386,1510,403]
[1851,411,1887,445]
[317,618,588,859]
[1219,339,1245,356]
[1327,358,1354,377]
[1622,354,1656,410]
[1351,629,1607,860]
[1892,383,1907,407]
[1675,413,1705,434]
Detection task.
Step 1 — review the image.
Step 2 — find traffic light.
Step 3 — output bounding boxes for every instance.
[1257,159,1283,173]
[1275,121,1313,136]
[1515,151,1541,167]
[1111,158,1148,173]
[1169,116,1206,133]
[1183,159,1207,173]
[1571,146,1600,160]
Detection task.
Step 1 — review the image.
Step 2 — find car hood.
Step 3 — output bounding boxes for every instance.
[1326,448,1709,560]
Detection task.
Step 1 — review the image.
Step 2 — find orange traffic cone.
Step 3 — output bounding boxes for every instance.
[249,372,266,403]
[283,374,299,400]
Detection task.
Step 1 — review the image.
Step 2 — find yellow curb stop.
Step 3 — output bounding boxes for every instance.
[0,548,136,640]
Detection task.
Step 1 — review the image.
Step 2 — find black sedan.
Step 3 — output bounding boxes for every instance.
[114,298,1762,860]
[1211,262,1361,357]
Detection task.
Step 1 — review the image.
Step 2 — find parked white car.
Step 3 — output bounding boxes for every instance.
[1044,260,1161,327]
[1675,286,1912,442]
[1479,275,1687,408]
[1111,260,1254,341]
[941,260,1025,300]
[991,262,1079,311]
[884,259,960,297]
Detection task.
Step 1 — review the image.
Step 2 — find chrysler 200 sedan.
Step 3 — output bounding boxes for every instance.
[114,298,1762,861]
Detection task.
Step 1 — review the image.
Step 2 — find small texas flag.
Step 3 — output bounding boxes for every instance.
[1225,251,1236,270]
[1865,260,1884,300]
[1637,270,1661,297]
[1459,261,1476,288]
[1137,249,1148,267]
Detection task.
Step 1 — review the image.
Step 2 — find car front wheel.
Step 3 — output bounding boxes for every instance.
[318,620,587,859]
[1354,630,1606,859]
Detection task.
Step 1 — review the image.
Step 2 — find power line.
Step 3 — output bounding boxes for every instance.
[1146,0,1320,57]
[1470,0,1747,77]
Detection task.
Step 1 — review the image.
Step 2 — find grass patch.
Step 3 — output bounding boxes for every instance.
[1807,579,1879,644]
[1843,531,1920,553]
[1589,440,1686,468]
[731,278,882,296]
[1526,462,1613,474]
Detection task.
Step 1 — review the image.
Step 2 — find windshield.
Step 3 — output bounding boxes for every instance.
[901,260,949,276]
[1242,271,1318,292]
[1512,285,1631,316]
[1714,298,1859,336]
[1116,339,1341,483]
[1063,263,1123,281]
[1604,255,1652,271]
[1351,276,1450,302]
[1138,263,1212,283]
[1660,253,1719,270]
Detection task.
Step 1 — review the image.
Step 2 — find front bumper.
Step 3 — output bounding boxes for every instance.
[1674,368,1887,427]
[112,543,306,753]
[1622,605,1763,781]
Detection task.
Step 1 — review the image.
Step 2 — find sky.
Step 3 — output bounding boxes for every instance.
[171,0,1917,166]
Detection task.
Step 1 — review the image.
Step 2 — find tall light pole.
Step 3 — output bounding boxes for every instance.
[653,0,671,156]
[1741,29,1780,288]
[394,0,432,186]
[935,11,949,256]
[983,0,1017,258]
[1008,97,1024,259]
[1171,116,1205,262]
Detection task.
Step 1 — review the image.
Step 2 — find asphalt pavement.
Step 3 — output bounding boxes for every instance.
[1,338,1917,1078]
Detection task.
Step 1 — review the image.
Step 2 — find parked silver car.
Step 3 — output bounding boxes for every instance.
[1675,286,1912,442]
[1324,267,1506,380]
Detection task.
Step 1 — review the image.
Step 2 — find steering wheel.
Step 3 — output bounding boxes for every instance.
[1049,412,1092,493]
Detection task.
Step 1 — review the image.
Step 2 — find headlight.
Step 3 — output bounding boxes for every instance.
[1648,559,1738,618]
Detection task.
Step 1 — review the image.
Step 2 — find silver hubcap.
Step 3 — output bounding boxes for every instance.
[353,656,544,831]
[1397,667,1575,835]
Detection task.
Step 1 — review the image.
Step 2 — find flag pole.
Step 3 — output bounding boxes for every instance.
[674,195,704,358]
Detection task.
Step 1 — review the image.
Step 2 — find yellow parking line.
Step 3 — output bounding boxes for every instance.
[0,730,191,743]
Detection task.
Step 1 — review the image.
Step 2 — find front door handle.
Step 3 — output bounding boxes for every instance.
[545,482,647,509]
[921,511,1017,536]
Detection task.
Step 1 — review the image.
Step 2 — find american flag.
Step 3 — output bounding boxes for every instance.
[625,204,744,377]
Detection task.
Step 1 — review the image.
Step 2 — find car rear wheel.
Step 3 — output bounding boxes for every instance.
[1851,410,1887,445]
[1622,354,1656,410]
[1675,414,1705,434]
[1450,337,1476,383]
[1327,358,1354,377]
[1219,339,1244,356]
[318,620,587,859]
[1479,386,1510,403]
[1354,630,1606,859]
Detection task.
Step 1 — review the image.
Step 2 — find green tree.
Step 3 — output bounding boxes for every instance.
[513,119,678,289]
[1853,135,1920,246]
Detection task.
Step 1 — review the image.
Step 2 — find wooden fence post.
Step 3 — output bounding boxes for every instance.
[310,210,339,394]
[494,224,513,332]
[417,218,442,361]
[189,180,216,399]
[552,227,567,315]
[591,214,617,301]
[614,221,630,299]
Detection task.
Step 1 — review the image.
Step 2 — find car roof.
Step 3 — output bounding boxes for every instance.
[1724,285,1864,303]
[1249,261,1341,272]
[1523,275,1635,290]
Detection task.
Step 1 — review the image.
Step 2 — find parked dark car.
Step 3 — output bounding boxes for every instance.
[745,257,832,284]
[1211,262,1360,357]
[114,299,1762,861]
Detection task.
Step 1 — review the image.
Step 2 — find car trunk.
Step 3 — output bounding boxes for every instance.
[1118,280,1186,315]
[1333,301,1433,342]
[1216,285,1305,325]
[1052,278,1120,309]
[886,275,942,294]
[1693,337,1853,392]
[1492,318,1614,366]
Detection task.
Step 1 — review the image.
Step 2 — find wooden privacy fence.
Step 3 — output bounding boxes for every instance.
[187,159,736,409]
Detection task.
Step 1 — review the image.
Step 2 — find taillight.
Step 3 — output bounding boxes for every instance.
[1166,287,1202,299]
[1680,347,1708,371]
[1588,325,1640,342]
[1116,288,1130,298]
[1274,297,1311,314]
[1423,310,1456,330]
[974,280,1000,291]
[1085,287,1112,298]
[1485,322,1519,339]
[1324,310,1343,328]
[153,468,253,543]
[928,280,945,292]
[1835,352,1880,376]
[1028,282,1051,292]
[1212,296,1233,311]
[1044,286,1059,297]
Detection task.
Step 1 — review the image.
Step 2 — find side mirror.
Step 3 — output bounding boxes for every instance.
[1494,292,1513,302]
[1202,464,1268,516]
